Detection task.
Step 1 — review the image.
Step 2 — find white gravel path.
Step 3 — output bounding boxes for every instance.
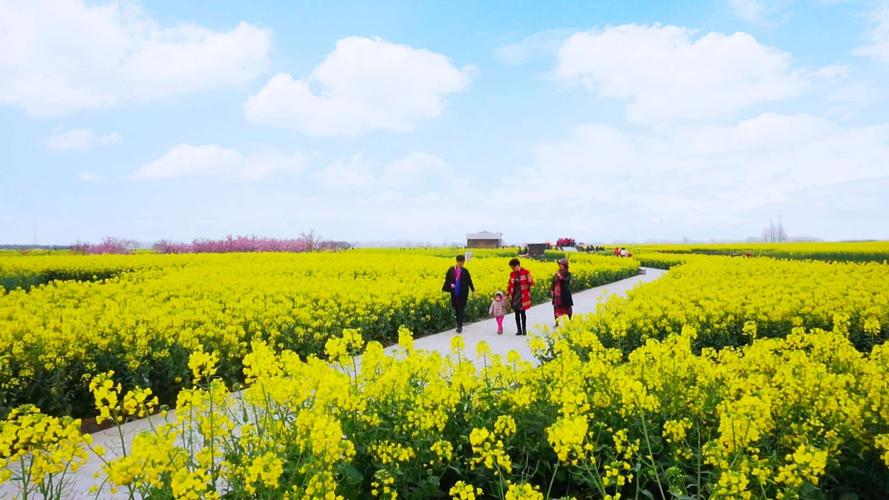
[0,267,665,499]
[388,267,666,365]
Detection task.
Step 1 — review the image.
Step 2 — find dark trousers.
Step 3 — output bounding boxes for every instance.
[514,309,527,335]
[454,302,466,330]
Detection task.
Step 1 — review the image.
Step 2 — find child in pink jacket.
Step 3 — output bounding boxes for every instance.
[489,291,508,335]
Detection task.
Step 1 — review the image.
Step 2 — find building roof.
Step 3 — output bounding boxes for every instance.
[466,231,502,240]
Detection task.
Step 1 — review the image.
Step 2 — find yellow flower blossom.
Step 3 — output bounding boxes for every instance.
[449,480,482,499]
[505,481,543,500]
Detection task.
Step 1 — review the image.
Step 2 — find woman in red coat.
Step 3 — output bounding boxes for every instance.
[507,258,534,335]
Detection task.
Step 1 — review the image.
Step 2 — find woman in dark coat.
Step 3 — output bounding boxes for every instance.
[442,254,475,333]
[551,258,573,323]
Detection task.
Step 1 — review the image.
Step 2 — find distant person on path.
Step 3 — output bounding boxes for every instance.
[551,258,573,323]
[489,291,508,335]
[507,258,534,336]
[442,255,475,333]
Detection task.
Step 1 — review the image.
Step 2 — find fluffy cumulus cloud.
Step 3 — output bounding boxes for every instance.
[133,118,887,241]
[856,5,889,63]
[555,24,806,123]
[494,29,575,66]
[491,113,889,238]
[212,113,889,242]
[0,0,272,116]
[245,37,472,136]
[132,144,305,181]
[44,128,94,151]
[45,128,122,151]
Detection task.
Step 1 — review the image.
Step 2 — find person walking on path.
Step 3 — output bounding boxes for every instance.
[488,291,508,335]
[442,255,475,333]
[551,258,574,323]
[507,258,534,336]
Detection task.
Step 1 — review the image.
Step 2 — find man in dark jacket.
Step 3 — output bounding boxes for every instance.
[442,254,475,333]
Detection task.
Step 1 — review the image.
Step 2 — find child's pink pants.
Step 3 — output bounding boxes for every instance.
[496,316,504,331]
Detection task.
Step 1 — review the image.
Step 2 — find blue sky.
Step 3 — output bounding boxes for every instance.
[2,0,888,245]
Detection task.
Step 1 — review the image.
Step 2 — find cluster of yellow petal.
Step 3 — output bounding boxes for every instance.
[632,241,889,263]
[469,426,513,473]
[88,370,158,425]
[3,322,888,498]
[3,251,889,499]
[0,405,91,497]
[568,256,889,354]
[449,480,482,499]
[0,250,638,416]
[504,481,543,500]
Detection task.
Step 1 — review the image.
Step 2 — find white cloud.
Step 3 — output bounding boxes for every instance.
[228,115,889,242]
[100,132,123,146]
[811,64,850,80]
[70,120,888,243]
[495,113,889,237]
[495,29,575,66]
[806,64,882,112]
[245,37,472,136]
[0,0,272,116]
[45,127,122,151]
[45,128,95,151]
[827,81,881,109]
[222,114,889,242]
[855,6,889,63]
[555,24,807,123]
[132,144,305,181]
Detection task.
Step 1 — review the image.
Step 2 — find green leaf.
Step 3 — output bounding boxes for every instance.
[339,463,364,486]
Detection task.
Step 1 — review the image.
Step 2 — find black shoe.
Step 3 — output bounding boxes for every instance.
[515,332,522,336]
[456,327,462,333]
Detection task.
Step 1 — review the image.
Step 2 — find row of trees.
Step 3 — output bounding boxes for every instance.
[761,218,789,243]
[70,232,352,255]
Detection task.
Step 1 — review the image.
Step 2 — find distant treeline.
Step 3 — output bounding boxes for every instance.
[0,245,70,251]
[62,234,353,255]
